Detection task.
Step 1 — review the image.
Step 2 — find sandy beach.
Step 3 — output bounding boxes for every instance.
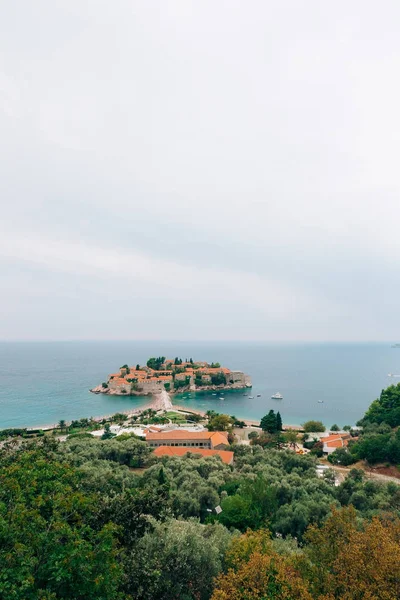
[27,390,302,432]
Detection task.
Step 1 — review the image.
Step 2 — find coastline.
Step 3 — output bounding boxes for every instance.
[24,391,302,432]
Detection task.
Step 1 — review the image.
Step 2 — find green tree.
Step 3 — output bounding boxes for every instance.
[260,410,278,433]
[101,423,116,440]
[147,356,166,370]
[276,411,283,431]
[327,447,355,466]
[330,423,340,431]
[302,420,325,433]
[350,432,391,464]
[58,419,66,432]
[124,519,231,600]
[359,383,400,427]
[207,414,234,432]
[283,430,298,450]
[0,444,123,599]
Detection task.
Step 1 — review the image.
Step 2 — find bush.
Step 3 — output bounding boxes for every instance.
[302,420,326,433]
[67,432,94,440]
[328,447,355,466]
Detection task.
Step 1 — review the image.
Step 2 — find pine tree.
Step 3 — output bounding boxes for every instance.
[260,410,278,433]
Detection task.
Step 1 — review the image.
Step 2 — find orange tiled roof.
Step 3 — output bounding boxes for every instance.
[153,446,234,465]
[326,439,347,449]
[323,434,350,443]
[210,432,230,446]
[146,430,228,442]
[323,433,349,449]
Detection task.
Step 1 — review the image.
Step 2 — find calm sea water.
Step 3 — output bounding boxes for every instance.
[0,341,397,429]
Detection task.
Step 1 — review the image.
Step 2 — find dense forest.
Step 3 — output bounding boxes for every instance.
[328,383,400,466]
[1,385,400,598]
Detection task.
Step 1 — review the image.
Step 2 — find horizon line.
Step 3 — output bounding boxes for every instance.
[0,339,396,344]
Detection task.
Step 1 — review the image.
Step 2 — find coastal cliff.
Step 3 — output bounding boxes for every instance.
[90,356,252,397]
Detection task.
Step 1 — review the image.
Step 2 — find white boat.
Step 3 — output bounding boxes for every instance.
[318,400,324,403]
[219,397,224,400]
[249,396,254,399]
[212,393,217,396]
[271,392,283,400]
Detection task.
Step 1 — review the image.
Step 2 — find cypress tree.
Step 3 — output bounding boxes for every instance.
[276,411,283,431]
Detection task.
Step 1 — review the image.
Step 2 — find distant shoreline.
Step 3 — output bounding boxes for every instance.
[22,395,302,433]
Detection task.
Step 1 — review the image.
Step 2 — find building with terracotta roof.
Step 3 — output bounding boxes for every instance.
[92,357,251,396]
[153,446,234,465]
[146,430,229,450]
[322,433,351,454]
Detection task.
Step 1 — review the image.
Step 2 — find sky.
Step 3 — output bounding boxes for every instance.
[1,1,400,341]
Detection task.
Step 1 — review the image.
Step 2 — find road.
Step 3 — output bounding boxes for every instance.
[331,465,400,485]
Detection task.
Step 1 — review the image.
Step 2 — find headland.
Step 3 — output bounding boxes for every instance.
[90,356,252,396]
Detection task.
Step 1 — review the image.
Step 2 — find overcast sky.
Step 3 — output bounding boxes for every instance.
[1,1,400,341]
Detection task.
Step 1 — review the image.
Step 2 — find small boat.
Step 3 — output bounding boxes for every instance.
[318,400,324,403]
[243,393,248,396]
[257,394,261,397]
[212,393,217,396]
[219,397,224,400]
[249,396,254,399]
[271,392,283,400]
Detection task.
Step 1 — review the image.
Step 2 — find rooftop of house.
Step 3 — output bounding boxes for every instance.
[153,446,234,465]
[146,430,229,445]
[322,433,350,449]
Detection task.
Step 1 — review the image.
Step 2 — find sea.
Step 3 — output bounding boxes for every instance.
[0,341,398,430]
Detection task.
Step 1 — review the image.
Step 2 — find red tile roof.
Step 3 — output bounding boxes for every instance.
[146,430,229,447]
[326,439,347,449]
[323,434,350,449]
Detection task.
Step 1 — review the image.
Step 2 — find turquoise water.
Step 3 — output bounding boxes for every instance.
[0,341,397,429]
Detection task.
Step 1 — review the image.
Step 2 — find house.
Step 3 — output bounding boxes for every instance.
[322,433,351,454]
[153,446,234,465]
[146,430,229,450]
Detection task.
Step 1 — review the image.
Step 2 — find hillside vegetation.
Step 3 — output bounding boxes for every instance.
[1,421,399,599]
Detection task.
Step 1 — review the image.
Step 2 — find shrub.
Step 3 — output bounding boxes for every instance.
[302,420,326,433]
[67,432,94,440]
[328,447,355,466]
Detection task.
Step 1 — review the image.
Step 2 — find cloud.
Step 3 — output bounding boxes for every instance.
[0,230,319,318]
[1,1,400,340]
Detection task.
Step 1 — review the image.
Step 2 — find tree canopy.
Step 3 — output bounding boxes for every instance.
[1,388,400,600]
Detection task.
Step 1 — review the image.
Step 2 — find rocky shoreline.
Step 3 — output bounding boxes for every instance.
[90,382,250,396]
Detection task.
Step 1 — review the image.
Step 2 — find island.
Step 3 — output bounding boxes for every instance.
[90,356,252,396]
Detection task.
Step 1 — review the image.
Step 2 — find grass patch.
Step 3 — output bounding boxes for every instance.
[164,411,197,424]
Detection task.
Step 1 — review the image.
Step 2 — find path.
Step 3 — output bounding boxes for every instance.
[331,465,400,485]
